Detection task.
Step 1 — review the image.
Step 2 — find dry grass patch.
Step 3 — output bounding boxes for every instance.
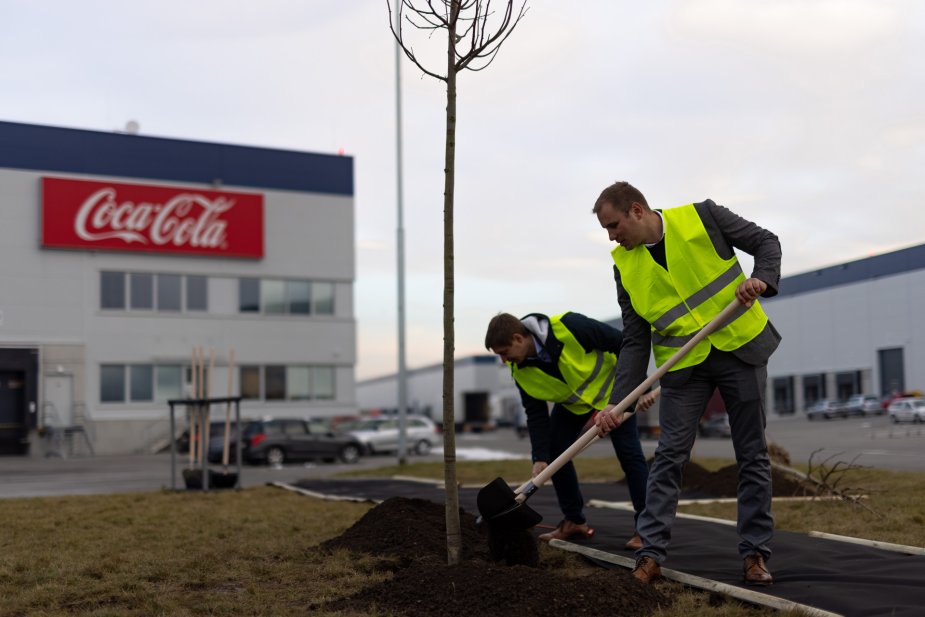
[0,487,376,616]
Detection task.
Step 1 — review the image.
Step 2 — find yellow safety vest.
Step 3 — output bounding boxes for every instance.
[611,204,768,371]
[510,315,618,415]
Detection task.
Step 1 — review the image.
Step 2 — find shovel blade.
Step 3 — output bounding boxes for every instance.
[477,477,543,532]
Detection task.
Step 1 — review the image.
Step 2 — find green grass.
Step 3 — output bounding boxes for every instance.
[0,457,918,616]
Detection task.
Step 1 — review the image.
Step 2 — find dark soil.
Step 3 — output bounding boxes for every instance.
[682,461,813,498]
[319,497,669,617]
[316,463,812,616]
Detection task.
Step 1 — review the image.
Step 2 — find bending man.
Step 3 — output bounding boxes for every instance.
[486,311,652,549]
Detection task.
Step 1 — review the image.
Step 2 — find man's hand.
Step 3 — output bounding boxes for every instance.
[735,277,767,307]
[594,404,626,436]
[532,461,548,478]
[636,388,660,411]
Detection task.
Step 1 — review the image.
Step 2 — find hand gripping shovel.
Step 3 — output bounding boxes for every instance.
[476,298,746,532]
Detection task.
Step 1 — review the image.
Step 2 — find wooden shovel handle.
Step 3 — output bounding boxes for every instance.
[517,298,744,497]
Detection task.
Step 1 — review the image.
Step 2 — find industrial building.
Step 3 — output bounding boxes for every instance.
[0,120,356,456]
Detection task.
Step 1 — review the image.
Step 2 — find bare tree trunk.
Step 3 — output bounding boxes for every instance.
[387,0,527,568]
[442,0,462,567]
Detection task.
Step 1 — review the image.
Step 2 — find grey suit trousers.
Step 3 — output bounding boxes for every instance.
[636,348,774,564]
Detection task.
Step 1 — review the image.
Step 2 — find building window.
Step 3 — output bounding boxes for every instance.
[102,271,208,314]
[314,366,335,399]
[314,282,335,315]
[239,278,260,313]
[264,366,286,400]
[233,364,337,401]
[130,365,154,401]
[156,365,183,402]
[157,274,182,312]
[262,279,286,314]
[288,281,311,315]
[100,365,125,402]
[238,277,335,316]
[186,276,208,311]
[130,273,154,310]
[240,366,261,400]
[101,272,125,310]
[287,366,311,400]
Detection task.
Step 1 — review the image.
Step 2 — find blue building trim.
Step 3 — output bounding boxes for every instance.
[0,120,353,196]
[768,242,925,301]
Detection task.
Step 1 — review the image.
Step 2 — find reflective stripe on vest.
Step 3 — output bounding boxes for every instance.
[510,315,618,415]
[611,204,768,371]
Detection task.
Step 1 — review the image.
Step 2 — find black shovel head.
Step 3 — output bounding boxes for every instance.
[477,477,543,532]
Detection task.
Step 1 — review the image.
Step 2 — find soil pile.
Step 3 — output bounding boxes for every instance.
[320,497,669,617]
[683,461,812,498]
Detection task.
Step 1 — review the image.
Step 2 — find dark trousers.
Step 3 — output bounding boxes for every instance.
[549,403,648,526]
[636,348,773,564]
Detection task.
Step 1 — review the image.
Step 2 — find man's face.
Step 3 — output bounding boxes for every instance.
[597,201,645,250]
[491,333,533,365]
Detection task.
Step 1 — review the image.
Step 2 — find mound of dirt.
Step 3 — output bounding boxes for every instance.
[320,497,669,617]
[683,462,812,498]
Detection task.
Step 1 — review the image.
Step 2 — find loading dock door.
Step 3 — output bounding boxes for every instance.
[878,347,904,396]
[0,370,28,454]
[463,392,490,431]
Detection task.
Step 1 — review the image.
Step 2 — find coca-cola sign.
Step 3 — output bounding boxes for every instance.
[41,177,264,258]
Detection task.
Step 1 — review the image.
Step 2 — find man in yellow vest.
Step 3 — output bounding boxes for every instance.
[485,311,654,549]
[592,181,781,586]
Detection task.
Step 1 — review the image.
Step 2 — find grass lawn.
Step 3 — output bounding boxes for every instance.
[0,457,920,616]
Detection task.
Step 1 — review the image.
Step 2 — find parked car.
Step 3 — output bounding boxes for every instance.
[805,399,847,420]
[347,415,441,456]
[207,417,363,466]
[176,420,240,454]
[844,394,884,417]
[698,412,732,438]
[887,397,925,424]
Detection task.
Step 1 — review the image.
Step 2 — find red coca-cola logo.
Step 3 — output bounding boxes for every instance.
[42,177,264,258]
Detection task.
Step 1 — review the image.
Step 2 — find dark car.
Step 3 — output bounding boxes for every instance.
[176,420,240,454]
[698,413,732,438]
[207,417,363,466]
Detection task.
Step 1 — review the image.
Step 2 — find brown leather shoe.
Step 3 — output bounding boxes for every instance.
[631,556,661,584]
[624,532,643,551]
[743,554,773,586]
[537,519,594,542]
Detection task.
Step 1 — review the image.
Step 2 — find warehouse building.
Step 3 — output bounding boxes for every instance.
[0,120,356,455]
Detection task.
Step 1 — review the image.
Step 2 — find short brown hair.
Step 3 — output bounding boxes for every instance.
[485,313,528,350]
[593,181,649,214]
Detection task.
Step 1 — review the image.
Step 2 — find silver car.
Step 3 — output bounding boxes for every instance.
[348,415,441,455]
[844,394,884,417]
[805,399,847,420]
[888,397,925,423]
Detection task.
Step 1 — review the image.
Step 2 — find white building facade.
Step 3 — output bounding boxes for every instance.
[0,121,357,455]
[763,243,925,415]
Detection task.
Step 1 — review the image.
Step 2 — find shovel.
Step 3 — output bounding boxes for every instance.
[476,298,746,532]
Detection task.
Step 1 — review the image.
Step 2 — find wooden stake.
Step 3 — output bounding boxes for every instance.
[223,349,235,469]
[189,346,199,467]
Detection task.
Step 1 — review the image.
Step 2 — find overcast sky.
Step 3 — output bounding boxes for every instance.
[2,1,923,380]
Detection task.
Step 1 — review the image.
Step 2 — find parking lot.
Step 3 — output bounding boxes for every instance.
[0,412,921,500]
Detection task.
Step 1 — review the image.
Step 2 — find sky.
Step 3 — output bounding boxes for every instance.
[2,1,924,381]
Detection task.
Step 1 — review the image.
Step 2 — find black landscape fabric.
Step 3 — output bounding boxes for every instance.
[293,476,925,617]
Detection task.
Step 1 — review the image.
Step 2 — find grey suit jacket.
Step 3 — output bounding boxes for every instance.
[609,200,782,404]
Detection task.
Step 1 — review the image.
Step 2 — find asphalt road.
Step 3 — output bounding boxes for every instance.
[0,412,920,500]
